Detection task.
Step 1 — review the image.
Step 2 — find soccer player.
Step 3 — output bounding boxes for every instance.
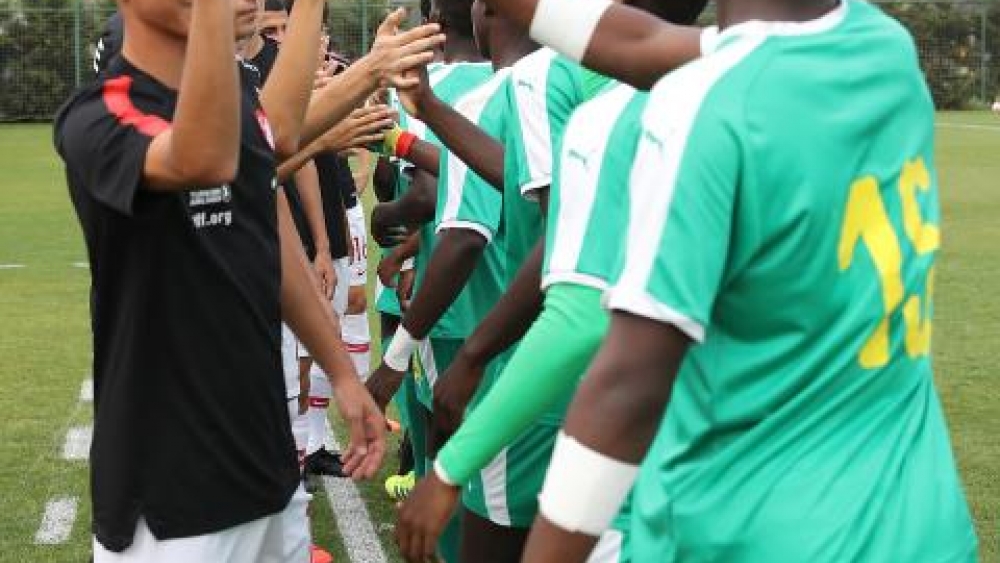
[54,0,442,560]
[503,1,976,562]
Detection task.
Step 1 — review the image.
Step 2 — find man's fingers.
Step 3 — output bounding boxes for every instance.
[375,7,406,38]
[391,35,446,62]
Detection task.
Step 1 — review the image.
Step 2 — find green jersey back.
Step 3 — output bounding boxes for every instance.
[544,81,645,290]
[432,69,511,337]
[607,2,976,560]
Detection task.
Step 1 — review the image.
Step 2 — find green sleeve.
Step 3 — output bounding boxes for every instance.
[436,284,609,485]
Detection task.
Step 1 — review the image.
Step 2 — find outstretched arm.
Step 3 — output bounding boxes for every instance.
[397,67,505,190]
[482,0,701,89]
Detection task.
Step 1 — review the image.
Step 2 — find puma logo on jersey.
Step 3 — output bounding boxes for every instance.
[643,129,666,152]
[516,79,535,93]
[567,148,593,170]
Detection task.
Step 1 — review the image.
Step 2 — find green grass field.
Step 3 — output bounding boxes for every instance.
[0,113,997,562]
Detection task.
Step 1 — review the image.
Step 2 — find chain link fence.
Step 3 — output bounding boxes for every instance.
[0,0,997,121]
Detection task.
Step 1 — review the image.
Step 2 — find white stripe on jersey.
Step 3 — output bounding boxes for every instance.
[438,69,512,228]
[546,83,635,289]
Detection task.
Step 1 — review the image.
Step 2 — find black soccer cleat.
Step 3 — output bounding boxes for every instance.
[304,447,348,478]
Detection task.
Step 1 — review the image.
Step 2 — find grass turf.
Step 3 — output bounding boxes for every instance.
[0,112,997,561]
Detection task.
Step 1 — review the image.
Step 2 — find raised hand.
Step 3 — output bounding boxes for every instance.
[393,64,433,120]
[363,9,444,89]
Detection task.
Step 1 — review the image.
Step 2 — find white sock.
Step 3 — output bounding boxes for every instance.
[307,369,332,455]
[342,312,372,381]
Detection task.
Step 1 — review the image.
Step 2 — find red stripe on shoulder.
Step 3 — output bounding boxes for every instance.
[102,76,172,137]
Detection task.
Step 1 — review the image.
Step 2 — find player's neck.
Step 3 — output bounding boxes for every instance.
[119,24,187,89]
[490,33,537,70]
[442,36,486,64]
[717,0,840,28]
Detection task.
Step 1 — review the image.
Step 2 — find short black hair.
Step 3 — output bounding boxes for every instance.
[628,0,707,25]
[264,0,286,12]
[420,0,432,21]
[434,0,474,39]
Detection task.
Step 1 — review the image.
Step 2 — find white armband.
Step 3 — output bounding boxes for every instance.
[529,0,612,62]
[538,431,638,536]
[383,326,418,372]
[401,257,415,271]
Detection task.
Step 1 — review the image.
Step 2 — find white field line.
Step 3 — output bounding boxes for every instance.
[71,262,89,268]
[0,264,25,269]
[936,121,1000,132]
[80,378,94,402]
[323,420,388,563]
[34,497,78,545]
[62,425,92,461]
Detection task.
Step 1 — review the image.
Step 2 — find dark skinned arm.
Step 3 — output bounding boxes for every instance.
[401,229,486,339]
[398,68,505,190]
[372,157,399,202]
[371,169,438,247]
[365,228,488,412]
[521,311,691,563]
[480,0,701,90]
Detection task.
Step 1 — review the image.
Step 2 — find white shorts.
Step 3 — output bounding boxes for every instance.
[346,202,367,287]
[93,487,310,563]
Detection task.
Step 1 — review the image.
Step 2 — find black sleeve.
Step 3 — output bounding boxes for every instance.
[54,89,157,216]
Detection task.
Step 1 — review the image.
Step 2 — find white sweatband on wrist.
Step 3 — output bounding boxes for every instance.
[401,257,415,271]
[433,459,458,487]
[529,0,612,62]
[383,326,417,372]
[538,431,638,536]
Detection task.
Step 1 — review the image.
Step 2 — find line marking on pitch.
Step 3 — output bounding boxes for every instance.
[0,264,25,269]
[35,497,78,545]
[937,121,1000,132]
[324,420,388,563]
[71,262,89,269]
[80,378,93,402]
[62,425,92,461]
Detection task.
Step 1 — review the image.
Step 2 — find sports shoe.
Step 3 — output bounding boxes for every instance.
[385,471,416,501]
[305,447,347,478]
[311,544,333,563]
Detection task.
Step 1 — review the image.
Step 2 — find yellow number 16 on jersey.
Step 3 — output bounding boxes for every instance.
[838,157,940,369]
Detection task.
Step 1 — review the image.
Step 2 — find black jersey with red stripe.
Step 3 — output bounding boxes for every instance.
[54,56,298,552]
